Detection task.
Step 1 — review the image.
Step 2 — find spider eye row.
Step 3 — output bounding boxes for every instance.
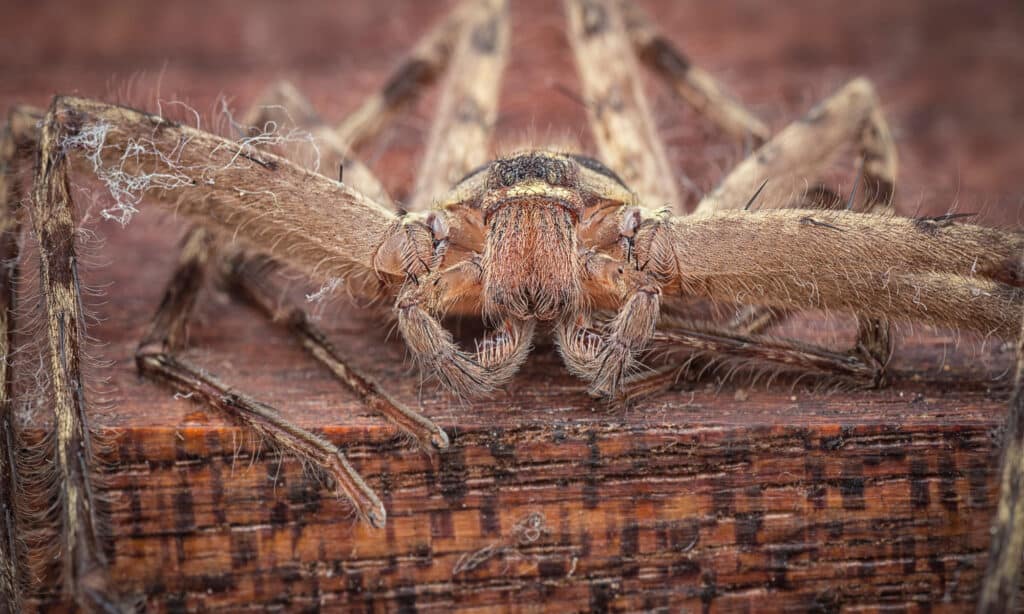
[490,153,575,188]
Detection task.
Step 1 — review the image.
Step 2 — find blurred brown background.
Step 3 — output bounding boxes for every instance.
[3,0,1024,610]
[3,0,1023,219]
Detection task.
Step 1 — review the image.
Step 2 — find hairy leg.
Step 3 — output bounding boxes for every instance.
[408,0,509,211]
[629,319,887,400]
[564,0,678,209]
[635,208,1024,337]
[240,80,394,206]
[0,106,38,614]
[13,92,434,603]
[695,78,897,215]
[619,0,769,146]
[566,316,887,402]
[47,96,426,284]
[27,99,123,610]
[135,229,388,526]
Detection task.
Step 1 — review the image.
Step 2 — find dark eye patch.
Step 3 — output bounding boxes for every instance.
[487,153,576,189]
[569,154,628,189]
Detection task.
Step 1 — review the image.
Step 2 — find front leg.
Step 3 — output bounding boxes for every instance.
[634,208,1024,337]
[17,94,440,605]
[27,100,121,611]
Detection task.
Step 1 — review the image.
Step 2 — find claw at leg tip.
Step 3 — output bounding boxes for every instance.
[367,505,387,529]
[431,428,450,450]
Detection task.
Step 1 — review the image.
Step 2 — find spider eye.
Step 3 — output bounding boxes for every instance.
[500,165,518,187]
[545,160,567,186]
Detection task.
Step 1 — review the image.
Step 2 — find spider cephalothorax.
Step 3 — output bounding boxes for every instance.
[393,149,663,397]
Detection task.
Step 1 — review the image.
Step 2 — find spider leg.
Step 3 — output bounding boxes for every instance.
[15,93,437,594]
[0,106,39,614]
[618,0,769,146]
[564,0,678,208]
[408,0,509,211]
[24,100,129,611]
[695,77,897,215]
[634,208,1024,337]
[593,208,1023,398]
[47,96,424,283]
[700,78,899,375]
[630,321,888,401]
[335,0,481,154]
[241,80,394,206]
[715,78,897,329]
[221,251,449,450]
[603,318,885,402]
[134,229,387,527]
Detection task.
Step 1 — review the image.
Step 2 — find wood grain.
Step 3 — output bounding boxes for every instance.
[2,0,1023,610]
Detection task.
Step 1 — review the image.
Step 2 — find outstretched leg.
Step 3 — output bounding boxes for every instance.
[636,209,1024,337]
[134,229,388,526]
[28,99,124,611]
[15,88,428,607]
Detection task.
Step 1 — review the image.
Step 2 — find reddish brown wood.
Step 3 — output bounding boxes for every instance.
[2,0,1023,610]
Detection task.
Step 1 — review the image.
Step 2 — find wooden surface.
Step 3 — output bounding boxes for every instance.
[3,0,1024,610]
